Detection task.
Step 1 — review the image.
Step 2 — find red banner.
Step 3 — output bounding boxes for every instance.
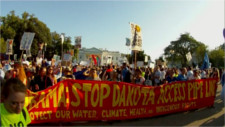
[25,78,218,124]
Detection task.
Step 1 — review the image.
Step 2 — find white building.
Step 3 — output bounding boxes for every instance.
[78,47,127,66]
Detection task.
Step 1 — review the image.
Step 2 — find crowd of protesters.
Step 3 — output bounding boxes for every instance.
[0,58,224,93]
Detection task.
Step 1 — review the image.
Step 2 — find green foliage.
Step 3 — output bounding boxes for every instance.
[164,33,207,67]
[126,50,150,64]
[1,11,52,59]
[0,38,6,53]
[209,48,225,68]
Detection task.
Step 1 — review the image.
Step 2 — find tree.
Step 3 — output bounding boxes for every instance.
[48,32,73,60]
[126,50,150,64]
[164,33,207,67]
[1,11,52,59]
[208,47,225,68]
[0,38,6,53]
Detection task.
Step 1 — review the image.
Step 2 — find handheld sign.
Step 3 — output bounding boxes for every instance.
[20,32,35,50]
[130,22,142,51]
[63,54,72,61]
[6,39,13,55]
[26,50,32,57]
[14,54,17,61]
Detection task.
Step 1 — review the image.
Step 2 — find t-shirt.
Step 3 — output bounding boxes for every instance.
[0,103,31,127]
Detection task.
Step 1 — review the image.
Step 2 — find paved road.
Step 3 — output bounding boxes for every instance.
[30,84,224,126]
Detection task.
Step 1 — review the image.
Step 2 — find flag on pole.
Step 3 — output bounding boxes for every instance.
[91,55,97,65]
[130,22,142,51]
[61,34,64,44]
[201,52,210,70]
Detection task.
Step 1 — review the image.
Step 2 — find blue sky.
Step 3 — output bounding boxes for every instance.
[1,0,224,60]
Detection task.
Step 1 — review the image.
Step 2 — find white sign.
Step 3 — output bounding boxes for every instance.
[20,32,35,50]
[6,39,13,55]
[186,52,192,62]
[63,54,72,61]
[80,61,89,66]
[23,54,27,60]
[137,61,144,67]
[107,55,112,64]
[145,56,148,62]
[130,23,142,51]
[53,55,58,60]
[36,57,43,65]
[14,54,17,61]
[26,50,32,57]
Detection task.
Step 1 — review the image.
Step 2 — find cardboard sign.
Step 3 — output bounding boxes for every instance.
[26,50,32,57]
[130,23,142,51]
[20,32,35,50]
[63,54,72,61]
[61,61,71,66]
[14,54,17,61]
[6,39,13,55]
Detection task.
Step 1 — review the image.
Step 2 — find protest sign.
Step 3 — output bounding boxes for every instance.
[20,32,35,50]
[6,39,13,55]
[63,54,72,61]
[14,54,17,61]
[26,50,32,57]
[130,23,142,51]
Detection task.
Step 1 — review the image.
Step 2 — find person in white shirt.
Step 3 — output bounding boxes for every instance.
[187,66,193,80]
[189,70,201,80]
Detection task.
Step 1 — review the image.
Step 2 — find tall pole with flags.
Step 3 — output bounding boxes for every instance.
[61,34,64,61]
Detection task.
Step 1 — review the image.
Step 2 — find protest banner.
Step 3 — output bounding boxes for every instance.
[25,78,217,124]
[6,39,13,55]
[20,32,35,50]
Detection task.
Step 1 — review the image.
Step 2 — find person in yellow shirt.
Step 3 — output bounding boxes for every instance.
[1,78,31,127]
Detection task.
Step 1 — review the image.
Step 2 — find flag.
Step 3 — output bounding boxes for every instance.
[61,34,64,44]
[91,55,97,65]
[17,64,27,86]
[201,52,210,70]
[126,38,131,46]
[96,56,101,66]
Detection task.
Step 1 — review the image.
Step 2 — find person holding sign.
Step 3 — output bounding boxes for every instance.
[0,78,31,126]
